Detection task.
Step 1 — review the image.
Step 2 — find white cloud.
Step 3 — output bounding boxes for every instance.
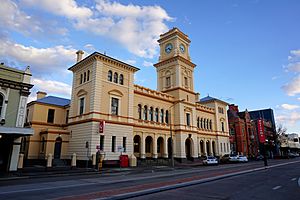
[1,0,68,37]
[32,78,71,98]
[125,60,136,65]
[143,61,153,67]
[286,62,300,72]
[281,104,300,110]
[21,0,92,19]
[276,112,300,125]
[282,75,300,96]
[25,0,173,58]
[0,38,76,74]
[0,0,43,35]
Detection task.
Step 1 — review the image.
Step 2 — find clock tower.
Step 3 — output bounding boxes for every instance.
[154,28,197,102]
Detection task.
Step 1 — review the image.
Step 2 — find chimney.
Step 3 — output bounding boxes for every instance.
[195,93,200,102]
[37,91,47,100]
[76,50,84,63]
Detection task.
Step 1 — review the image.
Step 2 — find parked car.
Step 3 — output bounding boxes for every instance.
[220,154,238,163]
[229,155,239,162]
[256,155,264,160]
[203,156,218,165]
[237,156,248,163]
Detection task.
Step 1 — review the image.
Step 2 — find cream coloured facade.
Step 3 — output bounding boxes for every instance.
[26,28,230,165]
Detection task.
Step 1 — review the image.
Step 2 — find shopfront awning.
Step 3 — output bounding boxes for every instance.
[0,126,34,136]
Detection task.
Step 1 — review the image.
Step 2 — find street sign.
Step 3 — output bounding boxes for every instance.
[257,119,266,143]
[99,121,105,133]
[117,146,124,152]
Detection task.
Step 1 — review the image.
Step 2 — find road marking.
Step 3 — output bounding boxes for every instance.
[298,178,300,187]
[291,178,297,181]
[272,186,282,190]
[0,182,95,195]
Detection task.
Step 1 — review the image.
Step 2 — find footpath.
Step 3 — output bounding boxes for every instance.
[0,161,202,181]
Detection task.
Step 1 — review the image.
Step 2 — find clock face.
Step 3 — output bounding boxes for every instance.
[165,43,173,54]
[179,44,185,53]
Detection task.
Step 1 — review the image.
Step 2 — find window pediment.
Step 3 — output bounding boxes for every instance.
[77,89,87,97]
[108,89,123,97]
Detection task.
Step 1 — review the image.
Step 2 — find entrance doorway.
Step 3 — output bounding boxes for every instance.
[54,137,62,159]
[185,138,193,160]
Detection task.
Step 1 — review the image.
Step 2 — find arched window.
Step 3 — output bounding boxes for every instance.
[87,70,90,81]
[160,109,164,123]
[114,72,118,83]
[80,74,83,84]
[119,74,124,85]
[108,70,112,82]
[138,104,142,119]
[0,93,3,117]
[84,72,86,82]
[165,110,169,124]
[41,137,46,153]
[184,77,188,86]
[155,108,159,122]
[209,120,212,130]
[221,121,225,132]
[206,119,209,130]
[203,119,206,129]
[200,118,203,129]
[143,105,148,120]
[197,117,200,128]
[149,107,154,121]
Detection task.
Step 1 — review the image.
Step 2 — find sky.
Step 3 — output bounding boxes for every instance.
[1,0,300,133]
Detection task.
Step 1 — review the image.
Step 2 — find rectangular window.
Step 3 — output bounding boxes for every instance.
[25,109,29,123]
[79,97,84,115]
[186,113,191,126]
[166,77,170,87]
[112,136,116,152]
[123,137,126,152]
[100,135,104,151]
[218,107,224,114]
[47,109,55,123]
[111,98,119,115]
[65,110,69,124]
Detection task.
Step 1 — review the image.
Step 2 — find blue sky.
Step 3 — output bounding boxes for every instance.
[1,0,300,133]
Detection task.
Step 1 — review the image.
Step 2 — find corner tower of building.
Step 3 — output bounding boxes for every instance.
[154,28,197,103]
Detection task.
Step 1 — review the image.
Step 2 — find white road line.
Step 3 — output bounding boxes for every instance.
[298,177,300,187]
[0,182,95,195]
[272,186,282,190]
[291,178,297,181]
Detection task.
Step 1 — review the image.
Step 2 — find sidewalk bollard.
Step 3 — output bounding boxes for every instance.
[71,153,76,169]
[92,154,96,168]
[47,153,53,168]
[18,153,24,170]
[129,154,137,167]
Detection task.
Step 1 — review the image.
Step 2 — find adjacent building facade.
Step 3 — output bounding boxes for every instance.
[228,105,277,157]
[25,28,230,165]
[0,63,33,172]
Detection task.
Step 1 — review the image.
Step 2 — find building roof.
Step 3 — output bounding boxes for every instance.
[36,96,70,107]
[68,52,140,72]
[199,96,229,105]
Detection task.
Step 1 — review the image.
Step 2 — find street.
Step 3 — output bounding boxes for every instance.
[0,158,299,200]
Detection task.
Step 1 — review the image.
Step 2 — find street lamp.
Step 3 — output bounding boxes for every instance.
[169,99,185,168]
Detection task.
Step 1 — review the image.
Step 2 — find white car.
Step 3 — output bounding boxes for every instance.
[228,155,239,162]
[237,156,248,163]
[203,156,218,165]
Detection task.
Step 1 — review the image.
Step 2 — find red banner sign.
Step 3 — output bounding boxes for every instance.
[99,121,105,133]
[257,119,265,143]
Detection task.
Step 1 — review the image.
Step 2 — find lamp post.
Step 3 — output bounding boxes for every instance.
[169,99,185,168]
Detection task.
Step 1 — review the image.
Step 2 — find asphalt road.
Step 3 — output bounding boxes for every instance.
[130,161,300,200]
[0,158,299,200]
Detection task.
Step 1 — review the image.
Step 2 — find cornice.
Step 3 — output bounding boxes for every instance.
[154,55,196,68]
